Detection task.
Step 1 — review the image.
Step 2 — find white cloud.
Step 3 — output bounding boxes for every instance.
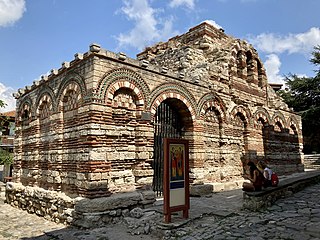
[117,0,179,51]
[264,54,284,84]
[248,28,320,84]
[0,0,26,27]
[249,27,320,55]
[169,0,196,9]
[0,83,16,112]
[202,20,223,30]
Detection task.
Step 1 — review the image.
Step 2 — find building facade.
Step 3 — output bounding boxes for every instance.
[12,23,303,199]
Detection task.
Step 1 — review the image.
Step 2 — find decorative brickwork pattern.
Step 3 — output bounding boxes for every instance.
[10,23,304,205]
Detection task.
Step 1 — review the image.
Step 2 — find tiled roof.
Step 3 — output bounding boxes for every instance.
[0,110,16,117]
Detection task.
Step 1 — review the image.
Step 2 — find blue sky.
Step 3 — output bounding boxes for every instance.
[0,0,319,112]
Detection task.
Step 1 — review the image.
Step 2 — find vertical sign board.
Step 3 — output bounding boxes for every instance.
[163,138,190,223]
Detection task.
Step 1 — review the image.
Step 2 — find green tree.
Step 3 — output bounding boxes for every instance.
[0,100,5,108]
[278,46,320,153]
[0,99,14,165]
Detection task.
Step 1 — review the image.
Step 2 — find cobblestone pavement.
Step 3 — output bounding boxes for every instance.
[1,182,320,239]
[167,183,320,240]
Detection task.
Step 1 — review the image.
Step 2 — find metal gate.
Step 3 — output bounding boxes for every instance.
[153,101,182,196]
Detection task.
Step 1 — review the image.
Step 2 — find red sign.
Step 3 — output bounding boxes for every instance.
[163,138,189,223]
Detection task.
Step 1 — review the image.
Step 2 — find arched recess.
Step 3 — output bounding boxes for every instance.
[36,85,55,112]
[15,99,33,184]
[253,108,271,129]
[198,93,227,171]
[18,98,33,127]
[57,81,84,193]
[58,81,83,124]
[272,112,286,132]
[236,50,246,78]
[230,105,251,126]
[36,93,54,189]
[56,72,87,109]
[105,80,146,115]
[270,113,286,163]
[96,68,150,107]
[197,93,227,121]
[253,108,271,160]
[287,116,300,153]
[99,79,149,194]
[149,85,195,196]
[110,86,141,125]
[287,116,299,135]
[246,51,254,82]
[36,93,54,119]
[230,105,251,168]
[256,59,266,88]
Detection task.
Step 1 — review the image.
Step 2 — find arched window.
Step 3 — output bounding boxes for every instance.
[237,51,245,78]
[257,60,264,87]
[246,51,254,81]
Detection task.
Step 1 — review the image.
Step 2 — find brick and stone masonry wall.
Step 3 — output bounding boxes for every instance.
[10,22,304,201]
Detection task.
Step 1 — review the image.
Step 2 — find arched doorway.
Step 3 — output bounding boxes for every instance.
[152,98,191,196]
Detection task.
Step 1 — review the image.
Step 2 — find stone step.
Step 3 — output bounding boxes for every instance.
[304,164,320,170]
[304,155,320,161]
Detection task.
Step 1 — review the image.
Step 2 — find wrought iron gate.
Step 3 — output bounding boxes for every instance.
[153,101,182,196]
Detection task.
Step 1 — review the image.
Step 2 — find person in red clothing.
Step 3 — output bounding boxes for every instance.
[242,161,265,191]
[257,161,273,187]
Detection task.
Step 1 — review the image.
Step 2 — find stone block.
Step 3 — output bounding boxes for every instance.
[75,191,141,213]
[190,184,213,196]
[133,169,153,177]
[136,177,153,185]
[140,190,155,201]
[87,173,101,181]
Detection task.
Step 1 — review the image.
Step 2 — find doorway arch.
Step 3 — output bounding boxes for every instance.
[152,98,193,196]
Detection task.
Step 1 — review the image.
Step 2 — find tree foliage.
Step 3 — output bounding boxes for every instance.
[278,46,320,153]
[0,100,5,108]
[0,99,14,164]
[0,148,13,165]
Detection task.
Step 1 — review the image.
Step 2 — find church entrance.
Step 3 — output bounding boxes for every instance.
[153,99,184,196]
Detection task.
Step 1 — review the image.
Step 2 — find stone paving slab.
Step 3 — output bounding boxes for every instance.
[0,192,66,240]
[1,170,320,239]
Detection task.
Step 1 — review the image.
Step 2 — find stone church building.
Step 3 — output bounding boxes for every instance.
[9,23,303,221]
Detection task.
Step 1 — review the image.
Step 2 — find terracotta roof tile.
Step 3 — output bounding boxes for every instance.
[0,110,16,117]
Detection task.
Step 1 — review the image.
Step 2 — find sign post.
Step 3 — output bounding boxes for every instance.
[163,138,190,223]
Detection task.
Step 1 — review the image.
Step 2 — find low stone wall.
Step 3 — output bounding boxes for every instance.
[5,182,156,227]
[5,182,75,224]
[243,171,320,211]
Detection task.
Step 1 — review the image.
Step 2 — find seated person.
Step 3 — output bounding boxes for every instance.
[257,161,273,187]
[242,161,265,192]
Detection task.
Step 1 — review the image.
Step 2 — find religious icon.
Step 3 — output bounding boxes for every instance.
[170,144,184,181]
